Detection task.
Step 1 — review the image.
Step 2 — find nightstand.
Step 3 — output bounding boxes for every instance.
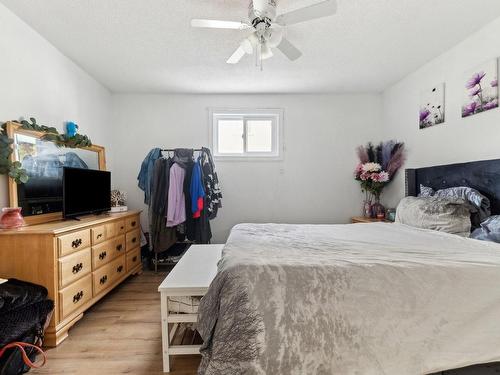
[351,216,392,224]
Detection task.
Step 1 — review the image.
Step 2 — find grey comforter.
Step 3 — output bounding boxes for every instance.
[197,223,500,375]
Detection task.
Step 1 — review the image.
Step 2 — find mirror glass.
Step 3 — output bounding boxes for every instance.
[14,133,100,217]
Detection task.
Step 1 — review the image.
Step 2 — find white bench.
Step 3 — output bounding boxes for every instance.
[158,244,223,373]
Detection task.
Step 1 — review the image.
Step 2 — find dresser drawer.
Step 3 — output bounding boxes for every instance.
[125,229,140,251]
[113,235,126,258]
[115,220,126,235]
[125,216,139,232]
[92,255,126,296]
[91,225,106,245]
[92,236,126,270]
[92,238,115,269]
[59,248,92,288]
[58,229,91,257]
[105,222,117,239]
[126,247,141,272]
[59,274,92,319]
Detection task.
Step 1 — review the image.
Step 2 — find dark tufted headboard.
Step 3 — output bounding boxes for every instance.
[405,158,500,215]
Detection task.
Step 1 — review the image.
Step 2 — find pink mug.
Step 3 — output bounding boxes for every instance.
[0,207,25,229]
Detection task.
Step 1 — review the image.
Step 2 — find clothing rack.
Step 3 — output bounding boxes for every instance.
[141,146,220,272]
[154,148,212,271]
[161,148,205,152]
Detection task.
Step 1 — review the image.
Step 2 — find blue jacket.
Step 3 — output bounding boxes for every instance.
[190,159,205,214]
[137,148,161,204]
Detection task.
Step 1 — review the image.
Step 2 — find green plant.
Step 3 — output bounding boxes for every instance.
[42,132,92,148]
[18,117,58,134]
[0,123,29,184]
[16,117,92,148]
[0,117,93,184]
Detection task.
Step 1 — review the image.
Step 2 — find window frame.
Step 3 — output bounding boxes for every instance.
[209,108,284,161]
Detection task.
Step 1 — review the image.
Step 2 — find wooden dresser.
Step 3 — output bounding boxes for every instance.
[0,210,142,346]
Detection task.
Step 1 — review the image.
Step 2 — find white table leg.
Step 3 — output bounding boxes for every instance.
[161,293,170,372]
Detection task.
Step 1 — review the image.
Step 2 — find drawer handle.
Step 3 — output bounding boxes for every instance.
[72,262,83,274]
[97,233,103,239]
[99,251,107,260]
[116,244,123,251]
[117,265,123,273]
[131,221,136,227]
[120,226,124,230]
[71,238,82,248]
[132,256,137,262]
[132,237,137,243]
[73,290,84,303]
[100,275,108,285]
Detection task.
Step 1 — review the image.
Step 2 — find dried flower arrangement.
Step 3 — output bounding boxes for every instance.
[354,141,406,216]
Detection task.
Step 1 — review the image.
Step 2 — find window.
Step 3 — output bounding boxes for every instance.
[210,108,283,160]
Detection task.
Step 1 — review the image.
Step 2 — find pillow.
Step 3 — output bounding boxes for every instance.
[433,186,491,228]
[470,227,500,243]
[471,215,500,243]
[418,185,491,228]
[395,196,471,237]
[480,215,500,233]
[419,184,435,197]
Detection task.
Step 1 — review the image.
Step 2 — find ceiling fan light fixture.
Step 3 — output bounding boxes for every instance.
[241,38,254,54]
[267,28,283,48]
[192,0,338,66]
[248,33,259,47]
[261,43,273,60]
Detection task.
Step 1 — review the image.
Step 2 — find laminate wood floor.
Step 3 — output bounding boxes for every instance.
[34,270,200,375]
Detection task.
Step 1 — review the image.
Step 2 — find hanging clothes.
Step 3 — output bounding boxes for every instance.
[172,148,194,169]
[201,147,222,220]
[141,147,221,251]
[190,158,205,219]
[137,148,161,205]
[166,163,186,227]
[149,157,177,252]
[185,153,211,244]
[182,155,196,241]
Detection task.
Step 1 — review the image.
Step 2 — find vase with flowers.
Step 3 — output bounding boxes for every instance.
[354,141,406,218]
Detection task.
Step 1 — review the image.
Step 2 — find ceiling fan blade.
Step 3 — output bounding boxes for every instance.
[276,38,302,61]
[226,46,246,64]
[191,19,250,30]
[275,0,337,26]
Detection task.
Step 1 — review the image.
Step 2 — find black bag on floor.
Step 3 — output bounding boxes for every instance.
[0,279,54,375]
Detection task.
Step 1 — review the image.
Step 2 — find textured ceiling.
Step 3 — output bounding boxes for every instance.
[2,0,500,94]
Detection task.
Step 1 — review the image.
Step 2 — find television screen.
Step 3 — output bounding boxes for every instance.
[15,133,100,216]
[63,167,111,218]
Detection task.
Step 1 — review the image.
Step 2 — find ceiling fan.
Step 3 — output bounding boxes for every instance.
[190,0,337,67]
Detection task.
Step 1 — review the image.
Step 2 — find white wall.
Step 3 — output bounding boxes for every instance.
[0,3,111,208]
[110,94,382,242]
[382,16,500,208]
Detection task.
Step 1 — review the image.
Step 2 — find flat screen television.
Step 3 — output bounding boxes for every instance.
[63,167,111,218]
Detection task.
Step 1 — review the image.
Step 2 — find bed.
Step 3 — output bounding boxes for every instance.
[197,159,500,375]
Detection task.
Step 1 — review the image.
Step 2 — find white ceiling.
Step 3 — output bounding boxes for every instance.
[3,0,500,94]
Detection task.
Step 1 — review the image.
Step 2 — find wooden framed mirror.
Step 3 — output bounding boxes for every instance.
[6,121,106,225]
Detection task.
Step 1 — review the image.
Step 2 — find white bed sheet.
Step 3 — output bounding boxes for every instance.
[198,222,500,375]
